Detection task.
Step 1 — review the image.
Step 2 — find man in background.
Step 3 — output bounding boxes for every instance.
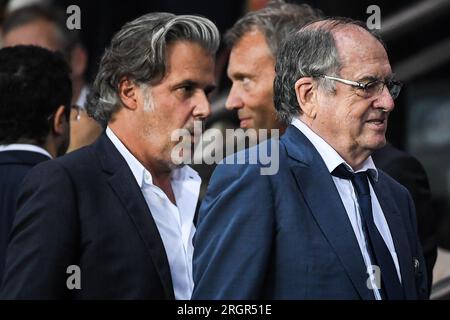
[0,45,72,282]
[224,0,321,135]
[192,0,322,199]
[1,4,102,152]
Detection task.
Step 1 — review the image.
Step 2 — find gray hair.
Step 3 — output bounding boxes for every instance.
[274,17,386,125]
[86,12,220,125]
[225,0,322,58]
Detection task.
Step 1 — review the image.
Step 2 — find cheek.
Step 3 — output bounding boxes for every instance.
[170,104,195,127]
[338,102,366,130]
[247,80,270,104]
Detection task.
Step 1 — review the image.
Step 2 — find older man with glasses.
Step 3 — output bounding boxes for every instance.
[193,18,428,300]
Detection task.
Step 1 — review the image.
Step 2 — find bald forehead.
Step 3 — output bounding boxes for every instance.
[333,25,388,66]
[300,20,391,77]
[332,24,381,47]
[304,21,380,45]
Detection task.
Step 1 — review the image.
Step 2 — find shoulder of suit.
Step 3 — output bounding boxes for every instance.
[217,138,285,172]
[28,144,98,179]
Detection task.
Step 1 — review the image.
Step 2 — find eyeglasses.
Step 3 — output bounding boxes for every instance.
[320,75,403,100]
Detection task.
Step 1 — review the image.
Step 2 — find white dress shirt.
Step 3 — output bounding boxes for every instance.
[106,127,200,300]
[291,118,401,300]
[75,86,89,109]
[0,143,52,159]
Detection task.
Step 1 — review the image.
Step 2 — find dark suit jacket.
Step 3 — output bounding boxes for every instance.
[0,150,50,284]
[192,125,428,299]
[372,144,437,292]
[0,134,174,299]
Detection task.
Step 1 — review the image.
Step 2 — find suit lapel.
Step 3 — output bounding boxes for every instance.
[94,134,175,299]
[371,178,417,299]
[282,126,375,300]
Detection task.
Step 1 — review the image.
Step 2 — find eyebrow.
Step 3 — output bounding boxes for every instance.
[356,75,380,83]
[228,71,252,80]
[176,79,216,95]
[357,73,396,83]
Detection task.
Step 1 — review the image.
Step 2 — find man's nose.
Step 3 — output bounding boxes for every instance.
[374,85,395,112]
[225,85,244,110]
[193,92,212,119]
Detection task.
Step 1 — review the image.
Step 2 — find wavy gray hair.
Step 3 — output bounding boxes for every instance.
[274,18,386,125]
[86,12,220,125]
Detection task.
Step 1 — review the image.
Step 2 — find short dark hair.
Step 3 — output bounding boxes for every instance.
[0,45,72,145]
[225,0,323,58]
[2,4,81,59]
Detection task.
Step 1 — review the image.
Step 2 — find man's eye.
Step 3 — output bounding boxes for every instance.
[363,81,382,93]
[177,86,195,96]
[239,77,252,89]
[179,86,192,92]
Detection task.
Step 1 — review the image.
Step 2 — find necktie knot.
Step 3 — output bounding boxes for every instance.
[332,164,371,196]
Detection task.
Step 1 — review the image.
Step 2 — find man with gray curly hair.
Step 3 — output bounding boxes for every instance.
[1,12,219,299]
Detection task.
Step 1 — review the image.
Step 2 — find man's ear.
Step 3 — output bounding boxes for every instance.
[52,105,69,135]
[118,76,139,110]
[294,77,317,119]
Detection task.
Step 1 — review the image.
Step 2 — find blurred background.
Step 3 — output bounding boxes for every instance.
[1,0,449,298]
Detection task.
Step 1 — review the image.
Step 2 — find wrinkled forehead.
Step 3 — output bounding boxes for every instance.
[334,25,386,56]
[334,26,391,76]
[303,21,389,61]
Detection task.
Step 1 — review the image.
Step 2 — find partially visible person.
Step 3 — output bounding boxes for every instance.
[192,0,322,199]
[1,12,219,299]
[193,18,428,299]
[225,0,322,135]
[2,4,102,152]
[372,144,437,290]
[0,45,72,282]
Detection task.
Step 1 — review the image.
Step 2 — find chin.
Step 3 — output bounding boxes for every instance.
[369,137,387,151]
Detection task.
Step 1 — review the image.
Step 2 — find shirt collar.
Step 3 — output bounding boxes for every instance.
[75,86,89,109]
[0,144,52,159]
[291,118,378,181]
[106,127,201,187]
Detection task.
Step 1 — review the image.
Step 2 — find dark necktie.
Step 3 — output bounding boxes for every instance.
[332,164,404,300]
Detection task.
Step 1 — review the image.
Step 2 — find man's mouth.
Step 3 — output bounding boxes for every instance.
[367,119,384,124]
[365,117,386,129]
[239,117,252,128]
